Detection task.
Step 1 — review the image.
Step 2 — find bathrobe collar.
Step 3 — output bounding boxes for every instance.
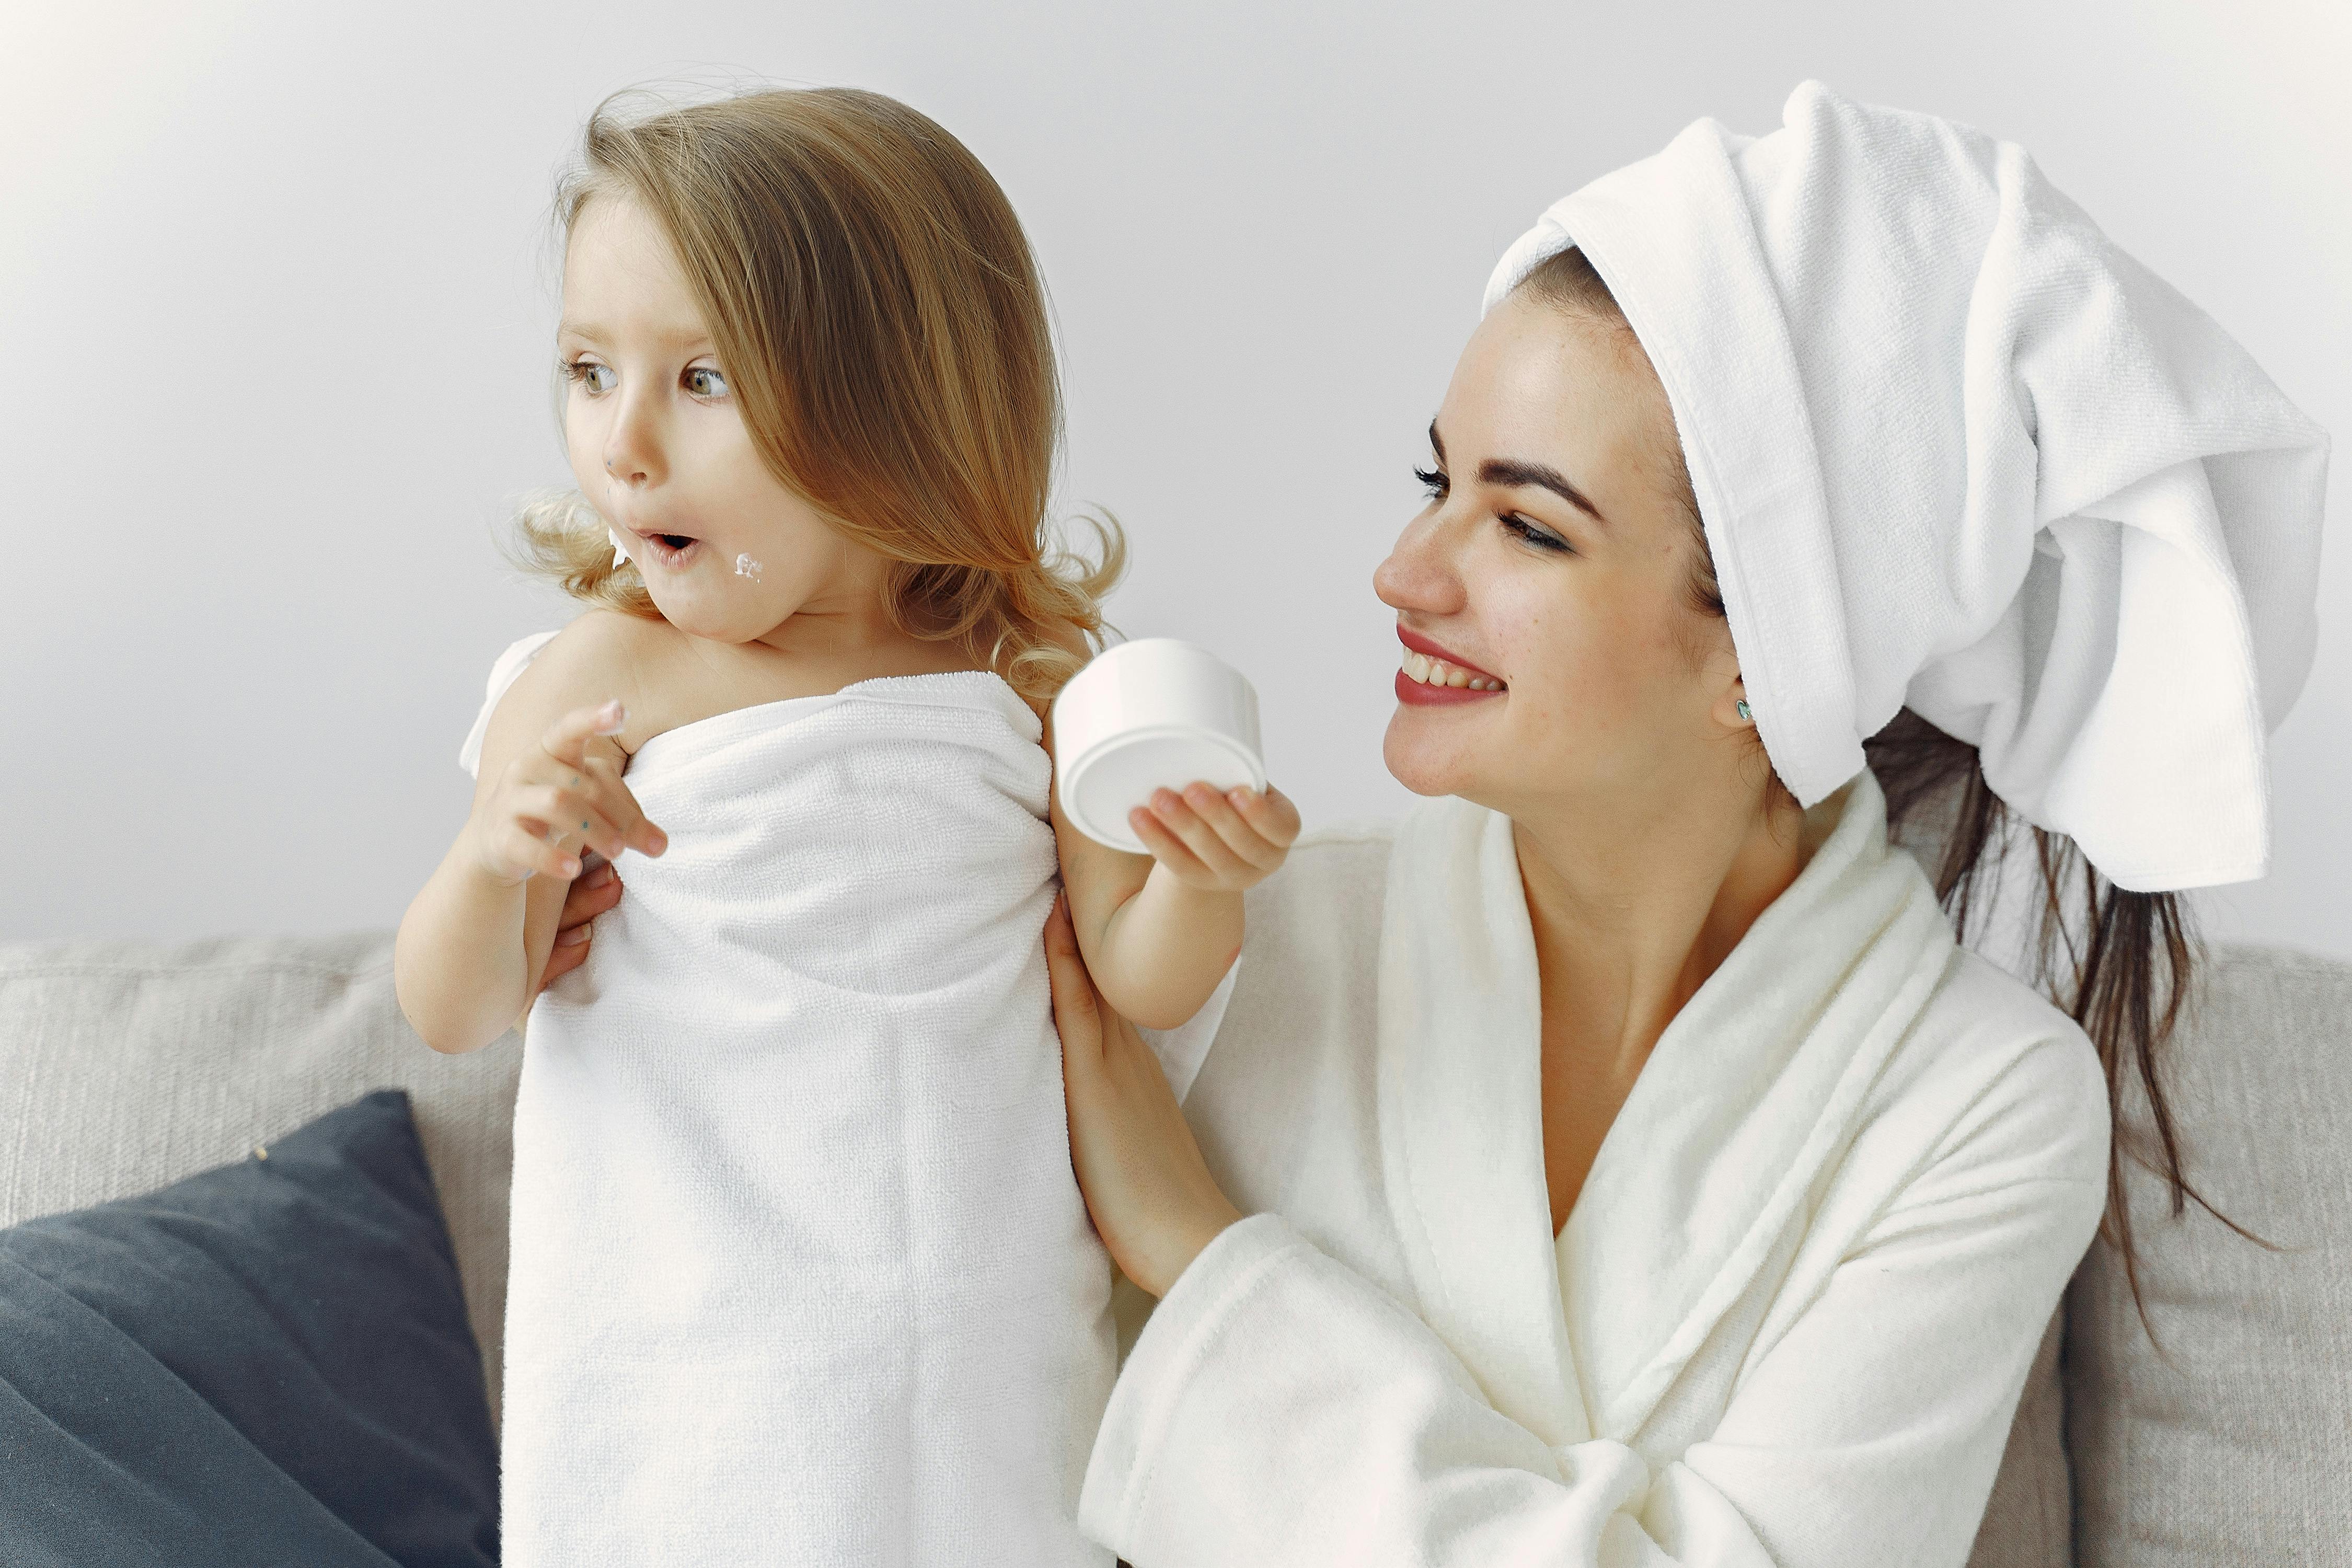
[1375,767,1956,1444]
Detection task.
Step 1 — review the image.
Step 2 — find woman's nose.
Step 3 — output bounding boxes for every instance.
[1373,512,1463,615]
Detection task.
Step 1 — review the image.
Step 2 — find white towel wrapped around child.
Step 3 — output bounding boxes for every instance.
[460,631,1116,1567]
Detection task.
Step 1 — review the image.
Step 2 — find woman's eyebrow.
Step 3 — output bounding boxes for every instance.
[1479,458,1612,530]
[1428,419,1612,529]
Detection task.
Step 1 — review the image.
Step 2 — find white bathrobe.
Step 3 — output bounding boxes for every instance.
[1083,769,2111,1567]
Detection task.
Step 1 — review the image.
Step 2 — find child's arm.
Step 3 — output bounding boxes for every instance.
[395,616,663,1054]
[1046,714,1300,1031]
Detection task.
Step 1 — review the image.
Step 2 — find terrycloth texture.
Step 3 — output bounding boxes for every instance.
[1083,771,2113,1566]
[1482,79,2330,892]
[463,635,1115,1567]
[0,933,520,1427]
[0,1090,498,1568]
[458,632,1232,1105]
[2064,944,2352,1566]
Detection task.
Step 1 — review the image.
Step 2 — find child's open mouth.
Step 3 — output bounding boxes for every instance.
[637,532,701,567]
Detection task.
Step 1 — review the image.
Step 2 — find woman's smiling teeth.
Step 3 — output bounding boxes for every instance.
[1400,650,1505,691]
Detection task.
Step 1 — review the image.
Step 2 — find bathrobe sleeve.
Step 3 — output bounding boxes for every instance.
[1079,1028,2110,1568]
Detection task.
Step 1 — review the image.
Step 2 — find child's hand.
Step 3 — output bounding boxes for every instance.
[1126,782,1301,894]
[468,699,668,887]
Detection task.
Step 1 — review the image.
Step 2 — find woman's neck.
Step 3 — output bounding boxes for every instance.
[1509,785,1807,1081]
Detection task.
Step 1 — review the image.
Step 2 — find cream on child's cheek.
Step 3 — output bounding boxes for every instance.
[734,553,763,581]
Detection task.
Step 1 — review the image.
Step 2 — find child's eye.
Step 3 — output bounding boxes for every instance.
[684,366,730,398]
[1413,463,1447,499]
[561,359,616,395]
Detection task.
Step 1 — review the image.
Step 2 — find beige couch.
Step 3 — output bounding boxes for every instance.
[4,888,2346,1565]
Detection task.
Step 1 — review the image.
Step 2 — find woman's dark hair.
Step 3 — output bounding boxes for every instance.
[1515,244,2275,1352]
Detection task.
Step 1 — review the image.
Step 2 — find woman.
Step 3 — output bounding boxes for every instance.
[543,81,2327,1564]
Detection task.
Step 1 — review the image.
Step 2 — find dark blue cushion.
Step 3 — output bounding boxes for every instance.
[0,1089,499,1567]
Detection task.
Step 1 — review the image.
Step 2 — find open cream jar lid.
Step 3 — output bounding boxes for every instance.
[1052,638,1265,855]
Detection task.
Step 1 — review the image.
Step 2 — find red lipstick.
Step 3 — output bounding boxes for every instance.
[1394,624,1506,707]
[1396,626,1502,682]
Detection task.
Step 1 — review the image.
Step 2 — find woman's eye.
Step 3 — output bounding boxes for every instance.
[562,360,616,395]
[685,366,730,398]
[1502,514,1572,554]
[1413,463,1448,499]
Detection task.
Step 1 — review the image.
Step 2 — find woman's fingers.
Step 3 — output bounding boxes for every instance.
[539,930,587,989]
[560,854,624,926]
[538,860,620,991]
[1042,890,1106,1066]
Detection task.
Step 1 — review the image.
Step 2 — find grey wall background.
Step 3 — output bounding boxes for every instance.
[3,0,2344,963]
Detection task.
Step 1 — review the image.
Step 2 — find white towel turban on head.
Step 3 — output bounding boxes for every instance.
[1482,79,2329,893]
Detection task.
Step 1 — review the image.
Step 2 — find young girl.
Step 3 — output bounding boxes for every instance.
[392,85,1299,1567]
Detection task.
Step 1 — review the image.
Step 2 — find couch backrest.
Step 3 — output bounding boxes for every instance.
[2060,942,2352,1566]
[4,930,2346,1562]
[0,932,520,1423]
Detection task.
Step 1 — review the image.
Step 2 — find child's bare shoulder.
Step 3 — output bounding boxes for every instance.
[476,609,663,781]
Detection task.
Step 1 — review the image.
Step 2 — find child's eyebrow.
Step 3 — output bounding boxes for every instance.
[556,318,716,353]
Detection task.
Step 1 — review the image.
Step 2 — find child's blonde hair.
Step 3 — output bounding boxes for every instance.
[503,84,1122,703]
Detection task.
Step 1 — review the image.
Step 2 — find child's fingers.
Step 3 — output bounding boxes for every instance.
[516,782,629,868]
[1147,789,1253,881]
[1228,783,1302,849]
[1126,805,1213,881]
[570,755,668,858]
[538,698,627,771]
[495,815,583,881]
[1181,782,1285,871]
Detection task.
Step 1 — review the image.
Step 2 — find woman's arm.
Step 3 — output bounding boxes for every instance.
[1068,1013,2107,1566]
[1085,1190,2094,1566]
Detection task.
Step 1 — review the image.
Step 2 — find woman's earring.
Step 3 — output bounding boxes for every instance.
[1736,699,1753,722]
